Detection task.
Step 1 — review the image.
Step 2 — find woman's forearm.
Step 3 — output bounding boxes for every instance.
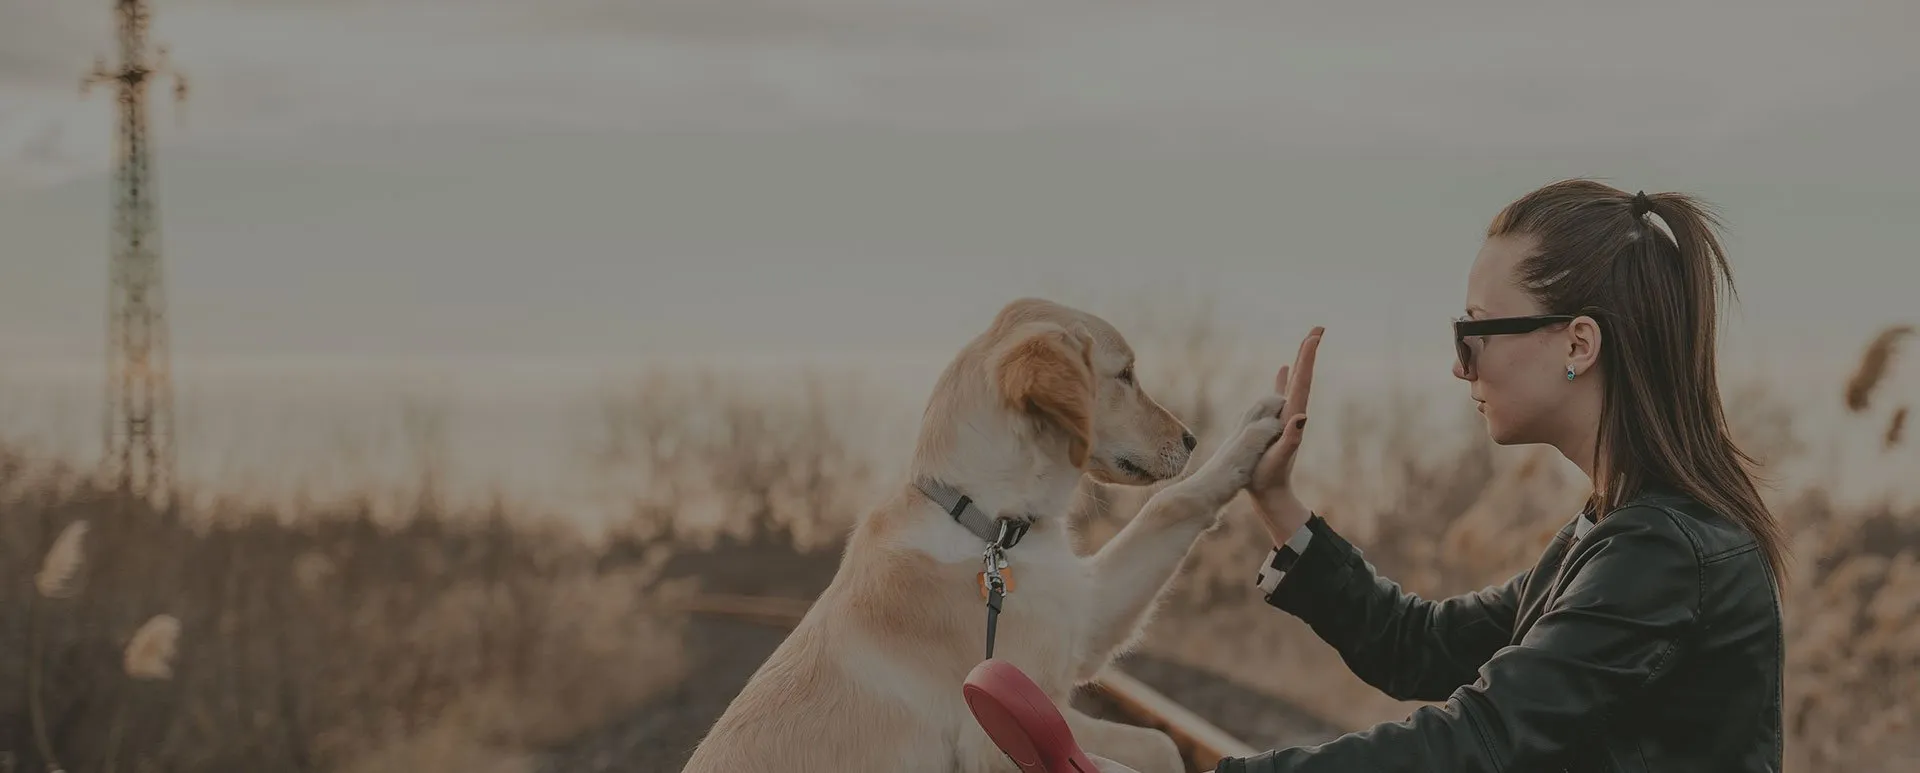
[1252,514,1526,703]
[1253,491,1313,550]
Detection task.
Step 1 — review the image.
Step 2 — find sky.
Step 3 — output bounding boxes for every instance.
[1,0,1917,508]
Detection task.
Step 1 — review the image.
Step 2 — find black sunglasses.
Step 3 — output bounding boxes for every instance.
[1452,314,1576,376]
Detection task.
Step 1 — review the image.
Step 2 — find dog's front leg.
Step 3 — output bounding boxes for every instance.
[1074,394,1288,680]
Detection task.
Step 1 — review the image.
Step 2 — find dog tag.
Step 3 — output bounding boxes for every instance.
[977,568,1016,599]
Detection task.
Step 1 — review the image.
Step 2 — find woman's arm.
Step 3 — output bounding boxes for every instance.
[1255,513,1529,702]
[1240,328,1523,699]
[1217,505,1704,773]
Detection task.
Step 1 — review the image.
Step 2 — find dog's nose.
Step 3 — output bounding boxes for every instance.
[1181,431,1197,452]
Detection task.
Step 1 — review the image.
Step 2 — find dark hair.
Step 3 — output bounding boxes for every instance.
[1488,178,1789,580]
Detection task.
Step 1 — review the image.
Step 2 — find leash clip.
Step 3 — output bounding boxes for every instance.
[981,545,1009,659]
[981,545,1009,598]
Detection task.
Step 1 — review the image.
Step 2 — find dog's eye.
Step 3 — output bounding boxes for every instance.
[1117,366,1134,384]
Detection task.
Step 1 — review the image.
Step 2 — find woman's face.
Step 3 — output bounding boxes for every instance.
[1454,233,1578,445]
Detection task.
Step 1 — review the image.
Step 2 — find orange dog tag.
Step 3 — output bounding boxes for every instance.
[978,568,1017,599]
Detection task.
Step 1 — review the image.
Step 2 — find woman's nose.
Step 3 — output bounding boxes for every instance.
[1452,359,1472,382]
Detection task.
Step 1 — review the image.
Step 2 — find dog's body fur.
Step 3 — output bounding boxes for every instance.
[682,299,1287,773]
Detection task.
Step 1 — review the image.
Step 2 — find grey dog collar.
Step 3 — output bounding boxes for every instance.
[913,478,1033,550]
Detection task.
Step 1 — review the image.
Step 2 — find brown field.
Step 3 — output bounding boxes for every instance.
[1,321,1915,772]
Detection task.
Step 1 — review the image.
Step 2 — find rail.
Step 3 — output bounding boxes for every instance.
[666,592,1258,772]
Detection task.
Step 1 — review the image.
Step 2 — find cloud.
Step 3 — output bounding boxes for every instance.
[2,0,1916,192]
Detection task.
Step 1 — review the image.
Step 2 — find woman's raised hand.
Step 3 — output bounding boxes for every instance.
[1247,326,1322,544]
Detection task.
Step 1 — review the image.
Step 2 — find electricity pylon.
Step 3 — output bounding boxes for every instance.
[83,0,188,509]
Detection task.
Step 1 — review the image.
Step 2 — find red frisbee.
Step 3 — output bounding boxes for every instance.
[963,658,1098,773]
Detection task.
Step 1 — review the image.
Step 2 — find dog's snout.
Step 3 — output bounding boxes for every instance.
[1181,430,1197,452]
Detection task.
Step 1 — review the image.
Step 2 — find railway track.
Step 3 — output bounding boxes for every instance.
[665,592,1261,772]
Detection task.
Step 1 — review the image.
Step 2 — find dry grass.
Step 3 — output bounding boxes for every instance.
[0,453,689,773]
[0,362,885,773]
[584,367,881,555]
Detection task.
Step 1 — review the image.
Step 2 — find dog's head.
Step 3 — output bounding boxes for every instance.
[978,298,1194,484]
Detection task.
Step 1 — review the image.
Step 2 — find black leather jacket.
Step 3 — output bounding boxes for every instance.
[1214,486,1785,773]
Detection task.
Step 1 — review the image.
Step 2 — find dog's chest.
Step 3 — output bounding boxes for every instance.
[976,552,1090,682]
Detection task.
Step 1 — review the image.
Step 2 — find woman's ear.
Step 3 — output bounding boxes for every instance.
[1566,315,1603,378]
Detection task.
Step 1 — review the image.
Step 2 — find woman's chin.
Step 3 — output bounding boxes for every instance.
[1483,418,1541,447]
[1480,413,1517,445]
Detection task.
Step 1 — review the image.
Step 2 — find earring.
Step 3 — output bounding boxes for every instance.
[1566,365,1577,381]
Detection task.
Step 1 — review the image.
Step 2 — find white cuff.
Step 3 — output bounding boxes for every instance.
[1254,522,1315,596]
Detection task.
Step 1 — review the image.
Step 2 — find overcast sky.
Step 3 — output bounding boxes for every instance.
[2,0,1917,386]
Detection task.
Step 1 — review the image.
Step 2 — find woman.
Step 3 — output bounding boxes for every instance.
[1134,179,1787,772]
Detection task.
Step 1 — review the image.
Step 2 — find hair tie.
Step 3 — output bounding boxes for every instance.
[1629,190,1653,217]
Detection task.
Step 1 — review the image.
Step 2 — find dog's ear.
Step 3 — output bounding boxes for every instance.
[996,323,1097,467]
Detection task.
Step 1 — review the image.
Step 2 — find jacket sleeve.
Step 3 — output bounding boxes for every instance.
[1216,506,1703,773]
[1256,513,1531,702]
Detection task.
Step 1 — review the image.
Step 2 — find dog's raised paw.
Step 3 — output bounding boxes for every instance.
[1184,414,1284,494]
[1151,395,1288,515]
[1235,393,1288,429]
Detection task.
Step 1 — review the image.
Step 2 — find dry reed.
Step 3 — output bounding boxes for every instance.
[1846,324,1915,413]
[33,519,87,599]
[123,614,181,680]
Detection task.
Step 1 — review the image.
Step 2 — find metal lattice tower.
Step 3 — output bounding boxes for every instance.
[83,0,187,508]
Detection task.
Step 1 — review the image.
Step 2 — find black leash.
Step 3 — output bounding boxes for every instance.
[984,571,1004,659]
[912,480,1031,660]
[981,521,1018,659]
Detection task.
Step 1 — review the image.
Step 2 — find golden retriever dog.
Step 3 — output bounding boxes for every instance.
[681,298,1288,773]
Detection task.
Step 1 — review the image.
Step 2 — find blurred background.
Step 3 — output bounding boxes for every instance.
[2,1,1916,771]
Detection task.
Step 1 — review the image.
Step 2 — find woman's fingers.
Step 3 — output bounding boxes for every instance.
[1252,329,1322,489]
[1245,330,1322,538]
[1287,327,1324,420]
